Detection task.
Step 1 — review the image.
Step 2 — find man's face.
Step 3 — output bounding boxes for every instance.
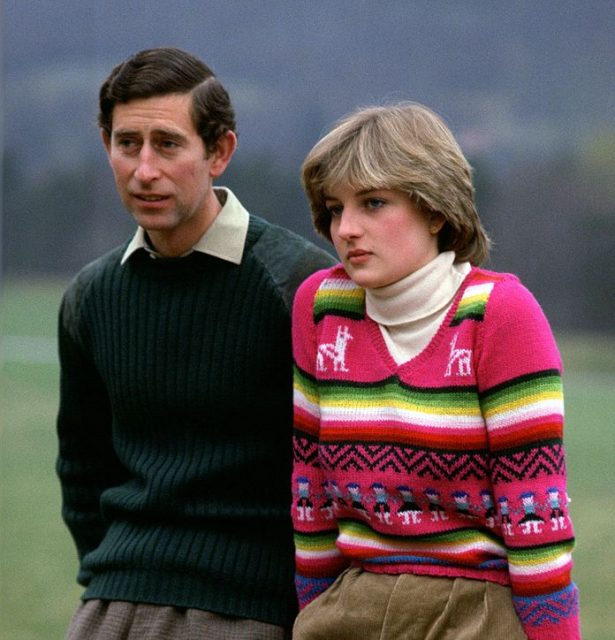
[103,92,233,256]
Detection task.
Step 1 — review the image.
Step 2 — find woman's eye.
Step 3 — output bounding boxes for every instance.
[327,204,343,217]
[366,198,385,209]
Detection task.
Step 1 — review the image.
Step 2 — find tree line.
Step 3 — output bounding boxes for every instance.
[3,142,614,333]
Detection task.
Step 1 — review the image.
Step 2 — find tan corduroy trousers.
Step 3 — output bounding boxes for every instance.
[293,568,527,640]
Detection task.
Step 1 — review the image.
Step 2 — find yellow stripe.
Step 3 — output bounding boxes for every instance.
[322,397,481,416]
[483,390,563,418]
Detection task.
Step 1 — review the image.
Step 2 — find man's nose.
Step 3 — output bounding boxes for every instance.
[134,146,161,182]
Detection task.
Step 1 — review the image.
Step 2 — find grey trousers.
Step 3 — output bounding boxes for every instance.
[293,568,527,640]
[66,599,291,640]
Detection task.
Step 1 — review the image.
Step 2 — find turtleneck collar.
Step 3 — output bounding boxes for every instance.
[365,251,471,327]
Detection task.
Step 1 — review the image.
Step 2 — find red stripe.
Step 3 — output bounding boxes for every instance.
[320,425,487,449]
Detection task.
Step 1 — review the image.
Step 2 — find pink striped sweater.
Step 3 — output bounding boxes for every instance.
[292,264,580,640]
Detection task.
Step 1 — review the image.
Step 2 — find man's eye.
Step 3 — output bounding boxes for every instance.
[117,139,138,150]
[159,139,179,149]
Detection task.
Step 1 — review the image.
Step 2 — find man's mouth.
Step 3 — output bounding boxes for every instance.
[136,194,167,202]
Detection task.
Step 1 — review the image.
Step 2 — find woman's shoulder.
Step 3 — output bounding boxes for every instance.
[465,266,520,288]
[294,264,365,323]
[465,267,557,352]
[463,266,539,310]
[295,263,348,299]
[449,266,549,335]
[468,267,541,308]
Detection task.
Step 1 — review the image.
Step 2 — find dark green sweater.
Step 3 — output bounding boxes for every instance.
[56,214,334,627]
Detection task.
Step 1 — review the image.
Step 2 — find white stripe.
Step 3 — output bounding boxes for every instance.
[337,532,506,556]
[320,405,484,429]
[462,283,494,299]
[509,552,572,577]
[319,278,361,293]
[294,389,321,418]
[295,548,342,560]
[486,398,564,430]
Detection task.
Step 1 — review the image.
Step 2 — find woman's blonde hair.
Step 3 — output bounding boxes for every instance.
[301,102,490,265]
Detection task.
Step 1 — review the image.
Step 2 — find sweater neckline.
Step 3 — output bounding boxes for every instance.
[364,266,477,374]
[365,252,469,326]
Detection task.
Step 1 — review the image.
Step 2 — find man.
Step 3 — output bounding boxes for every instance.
[56,47,334,639]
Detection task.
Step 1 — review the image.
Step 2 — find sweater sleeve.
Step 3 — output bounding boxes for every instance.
[477,277,580,640]
[291,270,350,608]
[56,275,127,586]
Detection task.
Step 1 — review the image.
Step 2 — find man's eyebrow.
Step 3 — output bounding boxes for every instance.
[112,128,139,138]
[152,128,188,141]
[112,128,188,141]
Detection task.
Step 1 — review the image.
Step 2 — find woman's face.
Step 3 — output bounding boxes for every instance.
[326,185,442,289]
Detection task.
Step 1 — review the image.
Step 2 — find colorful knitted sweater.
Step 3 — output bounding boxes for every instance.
[292,264,580,640]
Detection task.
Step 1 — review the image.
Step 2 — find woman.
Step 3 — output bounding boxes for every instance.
[291,103,580,639]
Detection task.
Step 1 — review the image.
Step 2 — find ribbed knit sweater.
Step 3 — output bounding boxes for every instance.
[56,214,334,628]
[292,264,580,640]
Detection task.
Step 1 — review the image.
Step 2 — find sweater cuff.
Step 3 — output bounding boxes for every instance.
[295,574,336,609]
[513,583,581,640]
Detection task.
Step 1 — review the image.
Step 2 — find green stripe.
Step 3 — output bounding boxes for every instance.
[481,371,562,412]
[340,518,503,545]
[318,378,480,412]
[294,530,339,549]
[508,539,575,564]
[294,365,319,396]
[313,287,365,321]
[451,299,488,324]
[295,368,480,412]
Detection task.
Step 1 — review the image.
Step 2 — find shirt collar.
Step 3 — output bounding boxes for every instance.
[121,187,250,265]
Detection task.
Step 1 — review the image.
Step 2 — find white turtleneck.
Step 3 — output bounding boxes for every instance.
[365,251,471,364]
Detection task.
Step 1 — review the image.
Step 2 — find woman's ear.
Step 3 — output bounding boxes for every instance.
[429,212,446,235]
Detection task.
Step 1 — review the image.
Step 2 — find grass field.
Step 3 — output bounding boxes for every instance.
[1,276,614,639]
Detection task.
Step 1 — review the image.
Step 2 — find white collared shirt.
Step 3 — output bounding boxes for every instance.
[121,187,250,265]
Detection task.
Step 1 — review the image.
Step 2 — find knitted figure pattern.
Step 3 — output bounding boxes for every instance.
[292,265,580,640]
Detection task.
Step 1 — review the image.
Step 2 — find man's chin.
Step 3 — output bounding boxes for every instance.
[130,210,176,231]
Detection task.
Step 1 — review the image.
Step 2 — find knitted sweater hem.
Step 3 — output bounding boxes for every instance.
[83,569,296,627]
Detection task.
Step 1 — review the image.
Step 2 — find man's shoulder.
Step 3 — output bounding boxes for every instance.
[246,215,336,311]
[247,214,328,252]
[62,244,127,306]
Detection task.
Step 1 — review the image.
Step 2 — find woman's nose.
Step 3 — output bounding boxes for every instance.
[336,209,362,239]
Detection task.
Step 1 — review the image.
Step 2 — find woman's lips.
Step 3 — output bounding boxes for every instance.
[346,249,371,264]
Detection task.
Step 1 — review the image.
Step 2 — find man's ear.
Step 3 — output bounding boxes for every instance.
[101,129,112,155]
[209,130,237,178]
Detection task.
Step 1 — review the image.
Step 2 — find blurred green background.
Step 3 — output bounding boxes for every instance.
[1,277,614,639]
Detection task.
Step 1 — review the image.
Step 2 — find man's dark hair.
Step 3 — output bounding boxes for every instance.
[98,47,236,153]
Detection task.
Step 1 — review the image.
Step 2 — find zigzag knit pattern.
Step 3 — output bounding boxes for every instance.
[514,584,580,627]
[292,265,580,640]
